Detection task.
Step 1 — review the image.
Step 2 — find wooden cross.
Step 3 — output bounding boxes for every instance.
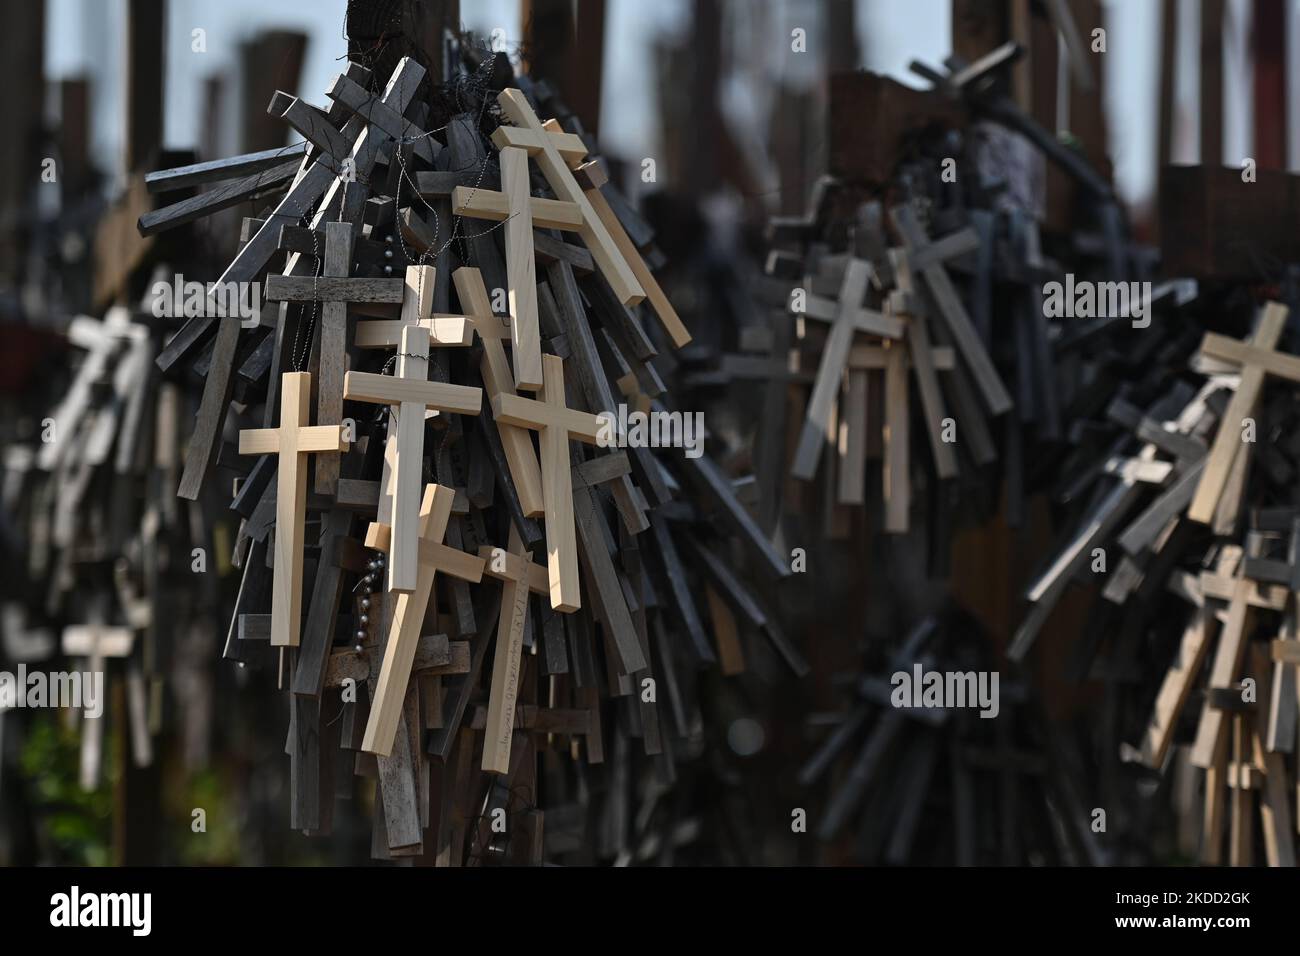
[38,310,139,471]
[452,266,545,517]
[239,372,348,647]
[1189,302,1295,524]
[890,203,1013,418]
[62,623,133,677]
[450,151,586,392]
[62,622,133,791]
[361,484,486,757]
[342,293,483,592]
[490,89,643,307]
[479,528,546,775]
[491,353,605,612]
[791,257,905,480]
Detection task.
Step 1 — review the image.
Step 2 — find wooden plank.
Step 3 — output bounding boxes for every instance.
[1188,304,1288,523]
[314,221,354,496]
[1190,579,1254,768]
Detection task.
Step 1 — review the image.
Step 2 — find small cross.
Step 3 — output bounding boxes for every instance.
[791,257,905,481]
[891,202,1013,418]
[451,147,585,391]
[62,621,133,791]
[352,263,474,349]
[452,266,545,517]
[1189,302,1295,524]
[491,353,606,612]
[239,372,349,647]
[360,483,486,757]
[342,297,483,592]
[490,89,644,308]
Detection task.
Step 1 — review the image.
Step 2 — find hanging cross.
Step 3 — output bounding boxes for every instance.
[491,89,643,307]
[342,278,483,593]
[1189,302,1295,523]
[790,257,905,480]
[352,263,474,349]
[452,266,545,517]
[361,483,486,757]
[451,149,586,392]
[891,203,1013,418]
[491,353,606,612]
[479,527,544,775]
[239,372,349,647]
[343,261,486,590]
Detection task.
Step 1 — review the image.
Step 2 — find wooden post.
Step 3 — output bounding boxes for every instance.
[1201,0,1225,166]
[522,0,607,138]
[0,0,44,285]
[1253,0,1286,171]
[239,30,308,152]
[126,0,165,171]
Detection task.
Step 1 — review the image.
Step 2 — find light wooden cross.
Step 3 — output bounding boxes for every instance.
[62,623,133,680]
[791,257,905,481]
[38,310,139,471]
[479,527,547,775]
[1189,302,1295,524]
[62,623,133,791]
[451,147,584,392]
[343,285,483,592]
[361,484,486,757]
[352,264,475,350]
[491,89,643,307]
[239,372,348,647]
[492,353,606,612]
[452,266,545,517]
[454,89,645,389]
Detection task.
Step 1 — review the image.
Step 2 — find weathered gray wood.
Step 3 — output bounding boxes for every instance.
[145,142,308,193]
[313,222,355,496]
[892,202,1012,416]
[266,275,404,304]
[326,70,436,165]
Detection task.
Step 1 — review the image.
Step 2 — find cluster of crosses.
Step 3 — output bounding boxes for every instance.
[123,48,817,859]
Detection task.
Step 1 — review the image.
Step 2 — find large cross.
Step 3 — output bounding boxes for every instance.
[492,353,605,612]
[790,257,905,480]
[1189,302,1295,523]
[361,483,486,757]
[239,372,348,648]
[342,283,483,592]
